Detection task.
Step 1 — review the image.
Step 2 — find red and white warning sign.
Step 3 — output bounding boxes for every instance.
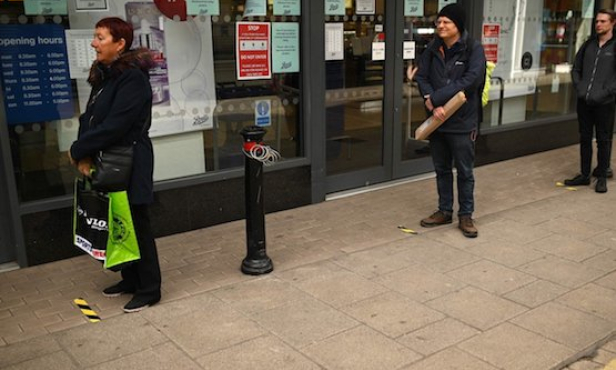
[482,23,500,63]
[236,22,271,80]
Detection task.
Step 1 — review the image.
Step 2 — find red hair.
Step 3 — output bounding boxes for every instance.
[95,17,134,51]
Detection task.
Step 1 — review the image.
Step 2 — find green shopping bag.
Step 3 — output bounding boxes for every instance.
[105,191,141,271]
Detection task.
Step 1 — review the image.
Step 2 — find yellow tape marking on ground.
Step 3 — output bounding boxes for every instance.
[74,298,101,323]
[604,359,616,370]
[556,182,565,187]
[566,187,578,191]
[398,225,417,235]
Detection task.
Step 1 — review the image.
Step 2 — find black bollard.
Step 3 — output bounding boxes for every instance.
[240,126,273,275]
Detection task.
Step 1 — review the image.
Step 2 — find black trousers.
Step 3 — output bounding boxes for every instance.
[577,99,615,178]
[121,204,161,300]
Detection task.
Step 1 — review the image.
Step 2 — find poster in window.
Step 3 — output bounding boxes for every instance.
[186,0,220,16]
[404,0,423,17]
[355,0,374,15]
[75,0,108,11]
[272,22,299,73]
[65,30,98,80]
[437,0,456,11]
[482,24,499,63]
[68,0,217,135]
[0,24,74,125]
[325,0,345,16]
[325,22,344,60]
[244,0,267,17]
[24,0,68,14]
[236,22,272,80]
[274,0,300,16]
[126,2,170,107]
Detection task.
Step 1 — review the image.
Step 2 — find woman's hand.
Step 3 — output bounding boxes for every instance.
[77,158,94,177]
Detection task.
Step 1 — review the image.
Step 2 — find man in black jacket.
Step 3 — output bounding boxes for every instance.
[565,9,616,193]
[415,4,486,238]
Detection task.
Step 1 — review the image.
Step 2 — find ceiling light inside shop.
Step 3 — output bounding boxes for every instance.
[417,28,435,34]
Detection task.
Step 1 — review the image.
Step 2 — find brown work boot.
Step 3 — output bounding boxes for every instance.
[420,210,453,228]
[458,215,478,238]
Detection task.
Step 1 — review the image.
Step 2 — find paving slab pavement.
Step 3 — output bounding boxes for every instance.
[1,144,616,369]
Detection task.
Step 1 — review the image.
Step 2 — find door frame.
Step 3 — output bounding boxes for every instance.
[0,86,28,266]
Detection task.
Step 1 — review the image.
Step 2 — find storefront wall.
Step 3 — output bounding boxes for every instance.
[0,0,594,266]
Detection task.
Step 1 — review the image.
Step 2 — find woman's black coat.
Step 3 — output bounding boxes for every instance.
[70,48,156,205]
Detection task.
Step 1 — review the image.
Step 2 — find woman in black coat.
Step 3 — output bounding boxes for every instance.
[69,17,161,313]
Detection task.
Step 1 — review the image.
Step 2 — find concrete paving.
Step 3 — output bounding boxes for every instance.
[1,144,616,369]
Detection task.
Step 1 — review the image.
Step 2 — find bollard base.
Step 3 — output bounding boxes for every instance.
[241,257,274,275]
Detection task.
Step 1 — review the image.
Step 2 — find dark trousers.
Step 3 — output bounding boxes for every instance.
[121,204,161,301]
[429,131,476,216]
[577,99,615,178]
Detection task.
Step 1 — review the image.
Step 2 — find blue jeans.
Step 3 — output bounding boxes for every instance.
[429,131,476,216]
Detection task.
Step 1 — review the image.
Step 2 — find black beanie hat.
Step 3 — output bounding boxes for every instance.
[437,4,466,33]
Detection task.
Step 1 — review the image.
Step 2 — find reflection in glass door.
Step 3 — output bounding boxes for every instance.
[400,3,440,163]
[325,1,386,176]
[322,0,444,192]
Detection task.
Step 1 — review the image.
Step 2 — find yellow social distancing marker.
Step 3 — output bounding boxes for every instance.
[604,359,616,370]
[74,298,101,323]
[398,225,417,235]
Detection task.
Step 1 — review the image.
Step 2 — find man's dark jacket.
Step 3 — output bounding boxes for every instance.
[572,34,616,106]
[70,48,155,205]
[415,32,486,134]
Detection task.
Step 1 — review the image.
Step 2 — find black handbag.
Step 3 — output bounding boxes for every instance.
[91,145,133,192]
[89,115,150,192]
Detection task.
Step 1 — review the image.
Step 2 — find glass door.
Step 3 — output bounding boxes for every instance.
[399,4,441,166]
[324,1,387,179]
[324,0,441,193]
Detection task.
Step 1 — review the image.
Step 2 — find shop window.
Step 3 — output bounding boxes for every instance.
[0,0,302,202]
[480,0,593,129]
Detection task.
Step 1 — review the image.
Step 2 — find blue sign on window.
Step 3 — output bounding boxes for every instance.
[0,24,74,125]
[255,100,271,126]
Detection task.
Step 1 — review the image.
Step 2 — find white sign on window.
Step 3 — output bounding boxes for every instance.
[355,0,375,15]
[438,0,456,11]
[325,23,344,60]
[372,42,385,61]
[403,41,415,60]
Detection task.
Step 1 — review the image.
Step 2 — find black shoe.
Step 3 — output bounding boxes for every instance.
[564,174,590,186]
[596,177,608,193]
[123,295,160,313]
[102,282,135,298]
[592,167,613,178]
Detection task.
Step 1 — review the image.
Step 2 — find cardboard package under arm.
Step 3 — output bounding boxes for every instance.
[415,91,467,140]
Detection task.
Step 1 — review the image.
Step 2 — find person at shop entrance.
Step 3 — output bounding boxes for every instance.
[565,9,616,193]
[68,17,162,312]
[414,4,486,238]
